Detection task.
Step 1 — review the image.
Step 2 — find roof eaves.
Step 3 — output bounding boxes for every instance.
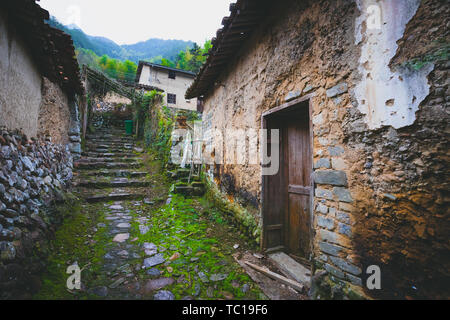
[138,61,196,78]
[186,0,271,99]
[1,0,83,96]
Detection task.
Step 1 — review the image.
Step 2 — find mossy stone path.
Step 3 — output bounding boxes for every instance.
[34,127,266,300]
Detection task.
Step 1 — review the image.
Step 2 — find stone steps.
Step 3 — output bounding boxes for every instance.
[86,143,134,148]
[87,147,134,153]
[82,188,148,203]
[86,133,128,140]
[86,136,134,143]
[82,152,136,158]
[75,157,141,163]
[75,162,142,170]
[75,180,152,189]
[77,127,149,202]
[173,181,205,196]
[87,137,133,141]
[87,130,127,135]
[79,170,148,178]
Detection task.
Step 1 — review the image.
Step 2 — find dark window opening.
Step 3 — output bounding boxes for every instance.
[197,97,204,113]
[168,93,176,104]
[168,71,176,79]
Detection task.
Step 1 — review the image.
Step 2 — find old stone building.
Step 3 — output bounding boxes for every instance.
[186,0,449,299]
[136,62,198,111]
[0,0,83,298]
[0,0,83,150]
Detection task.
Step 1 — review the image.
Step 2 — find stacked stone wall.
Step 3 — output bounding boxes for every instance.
[0,128,74,299]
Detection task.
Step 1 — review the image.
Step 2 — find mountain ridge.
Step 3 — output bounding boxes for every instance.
[46,16,194,63]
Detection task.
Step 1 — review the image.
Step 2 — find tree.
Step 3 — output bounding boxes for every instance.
[161,58,176,68]
[173,40,213,74]
[99,55,108,67]
[105,59,118,78]
[74,40,212,81]
[123,60,137,82]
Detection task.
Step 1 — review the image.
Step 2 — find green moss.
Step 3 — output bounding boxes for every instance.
[311,268,368,300]
[33,202,109,300]
[129,193,265,300]
[402,43,449,71]
[203,178,261,245]
[34,146,265,300]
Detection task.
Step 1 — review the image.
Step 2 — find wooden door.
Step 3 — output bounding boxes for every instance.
[285,108,311,258]
[262,116,286,252]
[262,101,312,259]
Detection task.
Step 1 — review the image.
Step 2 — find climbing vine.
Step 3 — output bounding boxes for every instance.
[132,90,175,166]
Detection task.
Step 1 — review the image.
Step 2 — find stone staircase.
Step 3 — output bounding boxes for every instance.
[170,168,205,197]
[74,127,151,203]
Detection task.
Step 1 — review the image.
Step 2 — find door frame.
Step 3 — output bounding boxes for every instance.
[260,93,315,259]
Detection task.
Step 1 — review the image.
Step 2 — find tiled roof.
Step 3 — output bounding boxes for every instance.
[1,0,83,96]
[135,61,196,83]
[185,0,271,99]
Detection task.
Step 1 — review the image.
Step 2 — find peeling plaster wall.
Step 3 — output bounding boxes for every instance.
[353,0,434,129]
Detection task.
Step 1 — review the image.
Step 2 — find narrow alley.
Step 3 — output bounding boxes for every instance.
[34,124,304,300]
[1,0,448,303]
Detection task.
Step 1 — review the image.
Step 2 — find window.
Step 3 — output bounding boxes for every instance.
[168,70,176,79]
[167,94,176,104]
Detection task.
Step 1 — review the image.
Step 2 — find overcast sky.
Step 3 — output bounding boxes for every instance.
[39,0,234,45]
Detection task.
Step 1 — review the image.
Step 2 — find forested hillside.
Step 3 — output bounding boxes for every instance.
[46,17,193,63]
[46,17,211,82]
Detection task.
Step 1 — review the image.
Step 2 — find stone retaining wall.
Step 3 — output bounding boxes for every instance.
[0,128,74,299]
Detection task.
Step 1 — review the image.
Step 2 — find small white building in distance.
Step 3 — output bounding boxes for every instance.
[135,62,198,111]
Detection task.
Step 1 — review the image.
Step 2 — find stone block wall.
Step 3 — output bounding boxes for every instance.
[200,0,449,299]
[0,128,74,299]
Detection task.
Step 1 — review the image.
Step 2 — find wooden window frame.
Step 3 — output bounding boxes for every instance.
[167,93,177,104]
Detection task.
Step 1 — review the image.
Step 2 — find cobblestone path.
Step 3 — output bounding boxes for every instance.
[34,127,267,300]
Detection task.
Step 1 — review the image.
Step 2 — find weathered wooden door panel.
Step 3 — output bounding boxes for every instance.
[286,110,311,257]
[263,117,286,251]
[262,101,312,259]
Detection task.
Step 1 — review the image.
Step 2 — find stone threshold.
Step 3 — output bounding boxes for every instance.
[268,252,311,288]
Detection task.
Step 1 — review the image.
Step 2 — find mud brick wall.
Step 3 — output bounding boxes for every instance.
[0,128,74,299]
[37,77,82,158]
[201,0,449,299]
[38,77,71,145]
